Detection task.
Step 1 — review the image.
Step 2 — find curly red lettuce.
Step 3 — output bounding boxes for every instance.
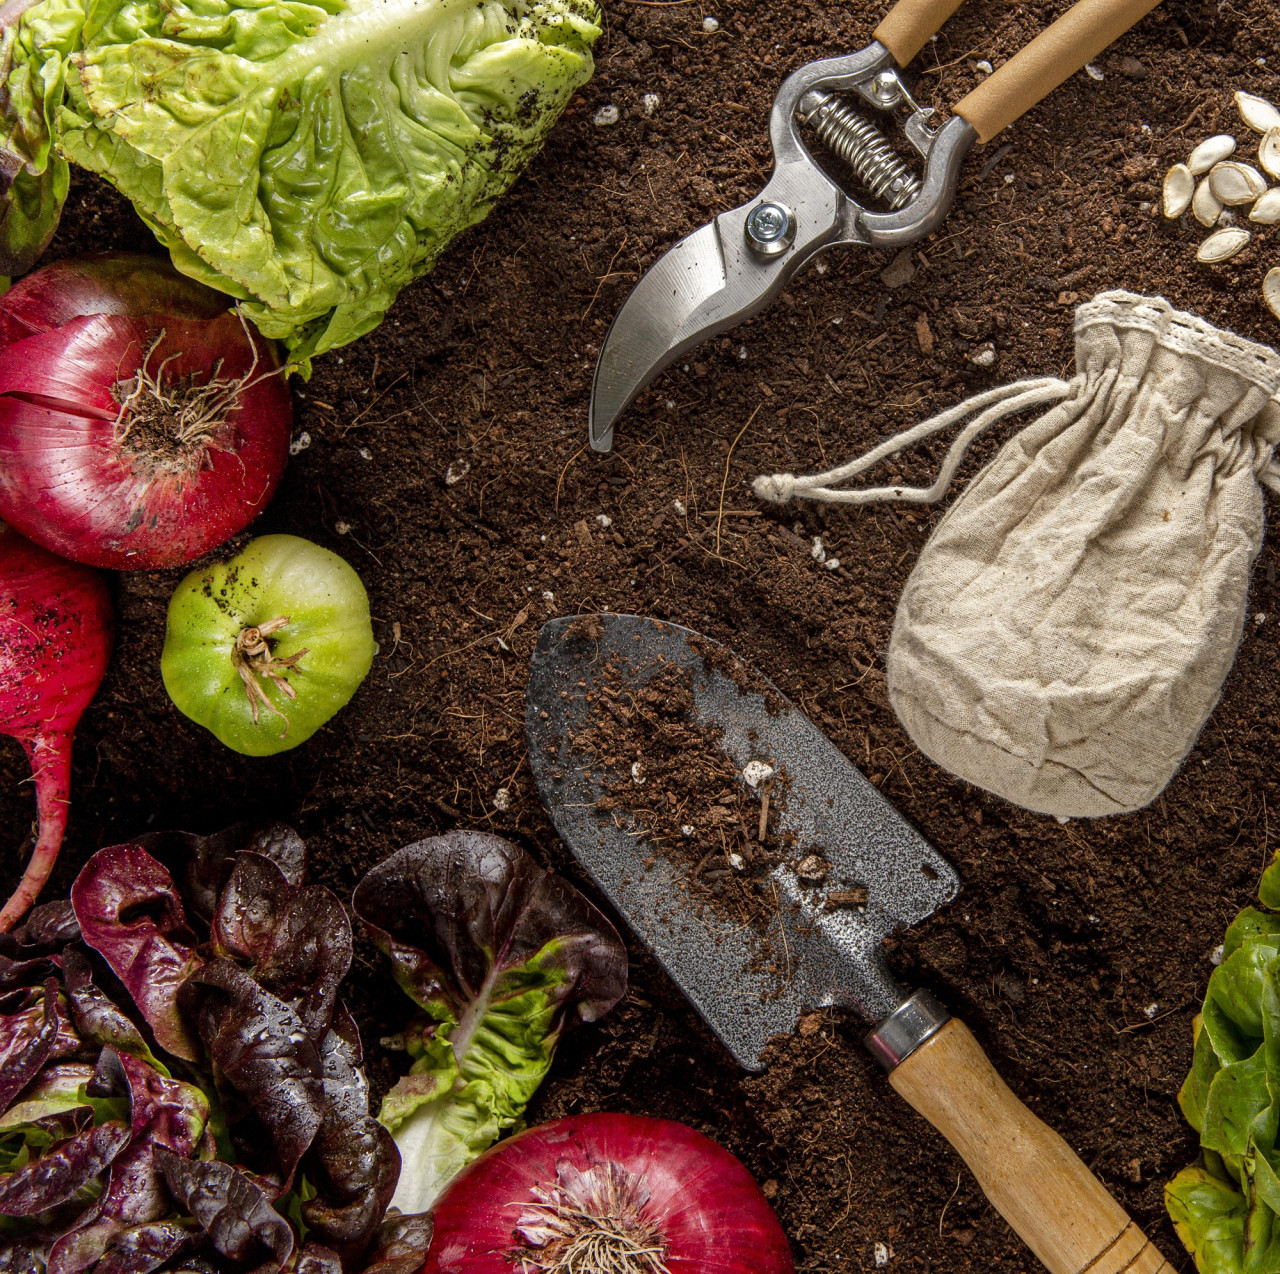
[353,830,627,1213]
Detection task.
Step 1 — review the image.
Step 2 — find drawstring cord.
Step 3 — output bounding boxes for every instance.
[752,377,1076,506]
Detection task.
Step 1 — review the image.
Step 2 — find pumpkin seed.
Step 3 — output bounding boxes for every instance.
[1162,163,1194,217]
[1250,189,1280,224]
[1263,267,1280,320]
[1197,226,1251,262]
[1237,91,1280,134]
[1189,134,1237,174]
[1260,128,1280,179]
[1209,160,1269,205]
[1193,177,1224,226]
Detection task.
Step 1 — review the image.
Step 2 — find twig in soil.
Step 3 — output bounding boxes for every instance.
[556,444,588,513]
[714,404,761,557]
[938,1171,962,1236]
[770,879,791,982]
[758,780,771,841]
[580,235,632,321]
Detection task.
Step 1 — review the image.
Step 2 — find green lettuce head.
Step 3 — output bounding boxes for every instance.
[2,0,600,363]
[1168,851,1280,1273]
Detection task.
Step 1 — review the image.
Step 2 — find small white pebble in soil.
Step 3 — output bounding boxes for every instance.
[493,788,512,812]
[815,259,828,274]
[742,760,775,788]
[593,104,620,127]
[1085,63,1104,80]
[1255,612,1267,625]
[975,58,993,74]
[359,447,373,460]
[1031,977,1039,985]
[1211,944,1225,966]
[595,514,613,527]
[796,854,828,882]
[1141,123,1152,135]
[970,344,996,367]
[642,93,660,116]
[673,498,687,515]
[542,590,555,602]
[666,399,677,410]
[727,852,745,871]
[874,1243,892,1267]
[1056,814,1070,824]
[702,14,719,31]
[378,1033,407,1051]
[825,558,841,571]
[289,431,311,455]
[681,825,695,838]
[737,345,748,361]
[445,459,470,486]
[810,536,826,563]
[1144,1002,1159,1019]
[831,315,843,325]
[334,520,352,535]
[1003,173,1015,184]
[631,761,646,785]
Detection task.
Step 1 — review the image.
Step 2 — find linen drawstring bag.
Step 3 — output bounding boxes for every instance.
[753,291,1280,819]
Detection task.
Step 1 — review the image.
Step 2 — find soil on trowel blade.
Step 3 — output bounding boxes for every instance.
[8,0,1280,1269]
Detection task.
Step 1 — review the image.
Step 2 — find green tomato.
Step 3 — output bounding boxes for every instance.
[161,535,375,756]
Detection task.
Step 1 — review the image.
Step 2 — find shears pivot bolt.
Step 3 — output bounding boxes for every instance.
[745,202,796,256]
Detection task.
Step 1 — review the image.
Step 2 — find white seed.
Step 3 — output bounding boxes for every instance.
[1193,177,1224,226]
[1162,163,1194,217]
[1262,267,1280,319]
[742,760,775,789]
[1084,63,1104,81]
[1197,226,1251,262]
[1188,134,1236,174]
[1250,188,1280,223]
[1209,161,1269,205]
[1236,90,1280,134]
[1261,128,1280,179]
[702,14,719,31]
[592,104,620,127]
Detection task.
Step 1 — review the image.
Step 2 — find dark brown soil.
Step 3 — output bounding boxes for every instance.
[7,1,1280,1269]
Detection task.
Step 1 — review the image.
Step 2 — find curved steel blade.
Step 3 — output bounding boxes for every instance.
[588,167,844,453]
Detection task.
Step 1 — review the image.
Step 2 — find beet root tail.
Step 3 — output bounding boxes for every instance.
[1,731,72,931]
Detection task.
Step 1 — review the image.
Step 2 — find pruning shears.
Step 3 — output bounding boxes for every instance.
[588,0,1164,452]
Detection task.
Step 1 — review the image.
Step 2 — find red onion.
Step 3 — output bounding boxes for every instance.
[0,524,113,929]
[0,253,292,570]
[425,1113,794,1274]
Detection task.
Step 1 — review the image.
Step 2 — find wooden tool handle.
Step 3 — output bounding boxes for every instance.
[874,0,967,66]
[889,1020,1174,1274]
[952,0,1163,142]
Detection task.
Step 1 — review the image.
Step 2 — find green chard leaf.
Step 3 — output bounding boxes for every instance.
[1171,850,1280,1272]
[7,0,600,365]
[353,831,627,1213]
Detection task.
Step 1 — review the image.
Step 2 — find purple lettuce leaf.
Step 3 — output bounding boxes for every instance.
[19,903,82,951]
[358,1212,434,1274]
[137,825,307,926]
[0,1236,46,1274]
[156,1152,294,1269]
[1,978,66,1111]
[71,845,204,1062]
[294,1243,343,1274]
[89,1221,195,1274]
[297,1020,398,1260]
[179,959,324,1184]
[62,950,159,1068]
[210,855,350,1043]
[351,831,627,1026]
[0,1120,130,1216]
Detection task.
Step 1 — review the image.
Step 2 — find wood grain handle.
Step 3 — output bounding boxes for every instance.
[952,0,1164,142]
[889,1020,1174,1274]
[874,0,968,66]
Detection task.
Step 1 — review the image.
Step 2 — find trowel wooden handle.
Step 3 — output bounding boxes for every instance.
[874,0,967,66]
[889,1020,1174,1274]
[953,0,1164,142]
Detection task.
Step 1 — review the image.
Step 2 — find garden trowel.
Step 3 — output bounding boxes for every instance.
[526,614,1171,1274]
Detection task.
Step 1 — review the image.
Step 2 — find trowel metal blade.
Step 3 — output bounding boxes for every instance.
[525,613,958,1072]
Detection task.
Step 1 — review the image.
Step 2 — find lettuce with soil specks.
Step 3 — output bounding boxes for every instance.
[1168,850,1280,1272]
[0,0,600,365]
[353,830,627,1213]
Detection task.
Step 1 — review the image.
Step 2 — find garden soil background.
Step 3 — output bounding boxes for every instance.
[4,0,1279,1268]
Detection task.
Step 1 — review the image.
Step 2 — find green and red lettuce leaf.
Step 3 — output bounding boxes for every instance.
[352,830,627,1213]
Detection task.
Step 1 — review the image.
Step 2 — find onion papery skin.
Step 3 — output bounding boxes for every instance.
[0,524,113,930]
[425,1113,794,1274]
[0,254,291,570]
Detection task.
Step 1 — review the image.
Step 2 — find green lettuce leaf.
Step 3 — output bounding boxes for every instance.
[352,831,627,1213]
[3,0,598,364]
[1170,850,1280,1272]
